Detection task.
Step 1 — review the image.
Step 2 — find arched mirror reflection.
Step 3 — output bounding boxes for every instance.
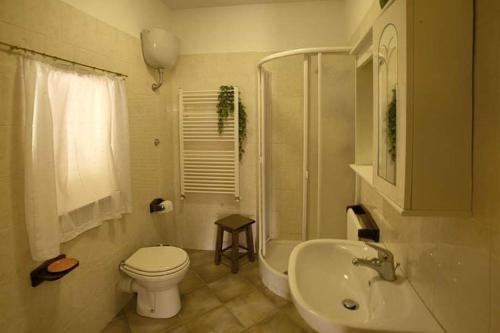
[377,23,398,184]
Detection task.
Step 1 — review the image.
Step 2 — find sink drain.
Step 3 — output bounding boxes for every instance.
[342,299,359,311]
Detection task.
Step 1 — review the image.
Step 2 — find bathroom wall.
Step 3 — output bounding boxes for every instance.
[344,0,375,40]
[0,0,175,332]
[168,53,356,249]
[60,0,172,37]
[357,1,499,332]
[167,1,357,250]
[348,0,381,46]
[171,0,349,54]
[164,52,264,250]
[359,184,490,333]
[56,0,354,54]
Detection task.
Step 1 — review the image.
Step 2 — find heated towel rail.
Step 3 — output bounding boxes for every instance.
[179,88,240,201]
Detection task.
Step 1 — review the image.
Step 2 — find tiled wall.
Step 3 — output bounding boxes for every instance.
[170,0,349,55]
[167,52,355,248]
[0,0,175,332]
[165,53,262,250]
[359,183,490,333]
[358,1,500,332]
[1,1,497,333]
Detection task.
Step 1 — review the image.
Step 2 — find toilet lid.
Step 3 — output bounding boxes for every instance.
[124,246,188,273]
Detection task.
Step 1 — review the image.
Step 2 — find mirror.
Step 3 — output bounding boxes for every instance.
[377,24,398,184]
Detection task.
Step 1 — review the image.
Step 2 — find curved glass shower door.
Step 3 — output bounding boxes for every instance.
[257,48,355,299]
[259,55,305,274]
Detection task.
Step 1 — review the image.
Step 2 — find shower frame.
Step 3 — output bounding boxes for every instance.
[257,47,351,297]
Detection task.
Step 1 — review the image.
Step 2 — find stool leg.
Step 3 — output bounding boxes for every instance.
[231,231,239,273]
[246,225,255,262]
[215,226,223,265]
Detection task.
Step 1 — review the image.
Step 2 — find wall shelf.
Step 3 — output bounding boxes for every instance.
[350,164,373,186]
[356,46,373,68]
[30,254,79,287]
[350,27,372,56]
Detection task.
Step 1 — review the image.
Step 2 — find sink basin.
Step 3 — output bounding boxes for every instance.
[288,239,443,333]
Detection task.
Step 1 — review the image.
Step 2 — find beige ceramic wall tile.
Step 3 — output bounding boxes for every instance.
[360,178,492,333]
[167,52,262,250]
[0,0,175,332]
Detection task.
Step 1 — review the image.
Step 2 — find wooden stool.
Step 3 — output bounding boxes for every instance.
[214,214,256,273]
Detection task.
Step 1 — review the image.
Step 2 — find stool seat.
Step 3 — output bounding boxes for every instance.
[215,214,254,231]
[214,214,255,273]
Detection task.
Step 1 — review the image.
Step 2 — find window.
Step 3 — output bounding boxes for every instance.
[21,58,132,261]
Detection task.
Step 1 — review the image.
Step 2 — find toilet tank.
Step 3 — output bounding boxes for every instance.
[140,28,179,69]
[346,205,379,242]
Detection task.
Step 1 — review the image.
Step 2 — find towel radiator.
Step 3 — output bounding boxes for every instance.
[178,88,240,201]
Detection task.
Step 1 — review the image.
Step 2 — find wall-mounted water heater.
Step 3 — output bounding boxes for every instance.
[140,28,179,91]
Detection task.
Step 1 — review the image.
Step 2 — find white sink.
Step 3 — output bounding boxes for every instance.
[288,239,443,333]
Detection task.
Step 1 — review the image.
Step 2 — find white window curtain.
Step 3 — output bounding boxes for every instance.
[20,57,132,261]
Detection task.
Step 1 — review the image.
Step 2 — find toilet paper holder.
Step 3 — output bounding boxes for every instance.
[150,198,166,213]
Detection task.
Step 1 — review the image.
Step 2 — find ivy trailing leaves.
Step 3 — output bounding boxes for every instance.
[217,85,247,160]
[386,88,397,162]
[379,0,390,9]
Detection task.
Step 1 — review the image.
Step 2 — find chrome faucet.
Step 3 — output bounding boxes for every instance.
[352,242,397,281]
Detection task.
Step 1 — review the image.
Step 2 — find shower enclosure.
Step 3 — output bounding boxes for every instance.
[257,48,355,298]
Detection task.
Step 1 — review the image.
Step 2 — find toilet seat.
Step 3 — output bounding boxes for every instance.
[122,259,189,277]
[122,246,189,277]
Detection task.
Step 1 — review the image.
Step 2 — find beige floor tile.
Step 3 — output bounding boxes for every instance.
[256,284,289,308]
[242,271,289,308]
[101,314,130,333]
[165,325,189,333]
[225,290,277,328]
[179,269,205,294]
[186,306,244,333]
[246,312,309,333]
[192,261,231,283]
[186,249,214,267]
[178,286,222,320]
[208,274,256,302]
[124,301,181,333]
[104,257,308,333]
[280,304,316,332]
[238,261,260,281]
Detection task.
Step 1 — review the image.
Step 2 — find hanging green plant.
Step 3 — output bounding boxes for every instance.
[386,88,397,162]
[217,85,247,160]
[379,0,390,9]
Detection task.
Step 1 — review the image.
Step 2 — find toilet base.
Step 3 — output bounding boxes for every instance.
[136,285,181,318]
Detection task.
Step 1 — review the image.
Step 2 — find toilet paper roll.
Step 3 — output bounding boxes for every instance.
[158,200,173,214]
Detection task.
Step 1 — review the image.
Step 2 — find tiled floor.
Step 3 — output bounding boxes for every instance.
[102,249,316,333]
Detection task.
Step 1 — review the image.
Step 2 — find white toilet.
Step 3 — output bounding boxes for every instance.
[119,245,190,318]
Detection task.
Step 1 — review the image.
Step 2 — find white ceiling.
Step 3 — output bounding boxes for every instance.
[162,0,327,10]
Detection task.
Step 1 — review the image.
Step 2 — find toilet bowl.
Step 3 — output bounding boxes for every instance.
[119,246,189,318]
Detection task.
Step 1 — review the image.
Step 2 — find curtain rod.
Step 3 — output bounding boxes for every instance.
[0,41,128,78]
